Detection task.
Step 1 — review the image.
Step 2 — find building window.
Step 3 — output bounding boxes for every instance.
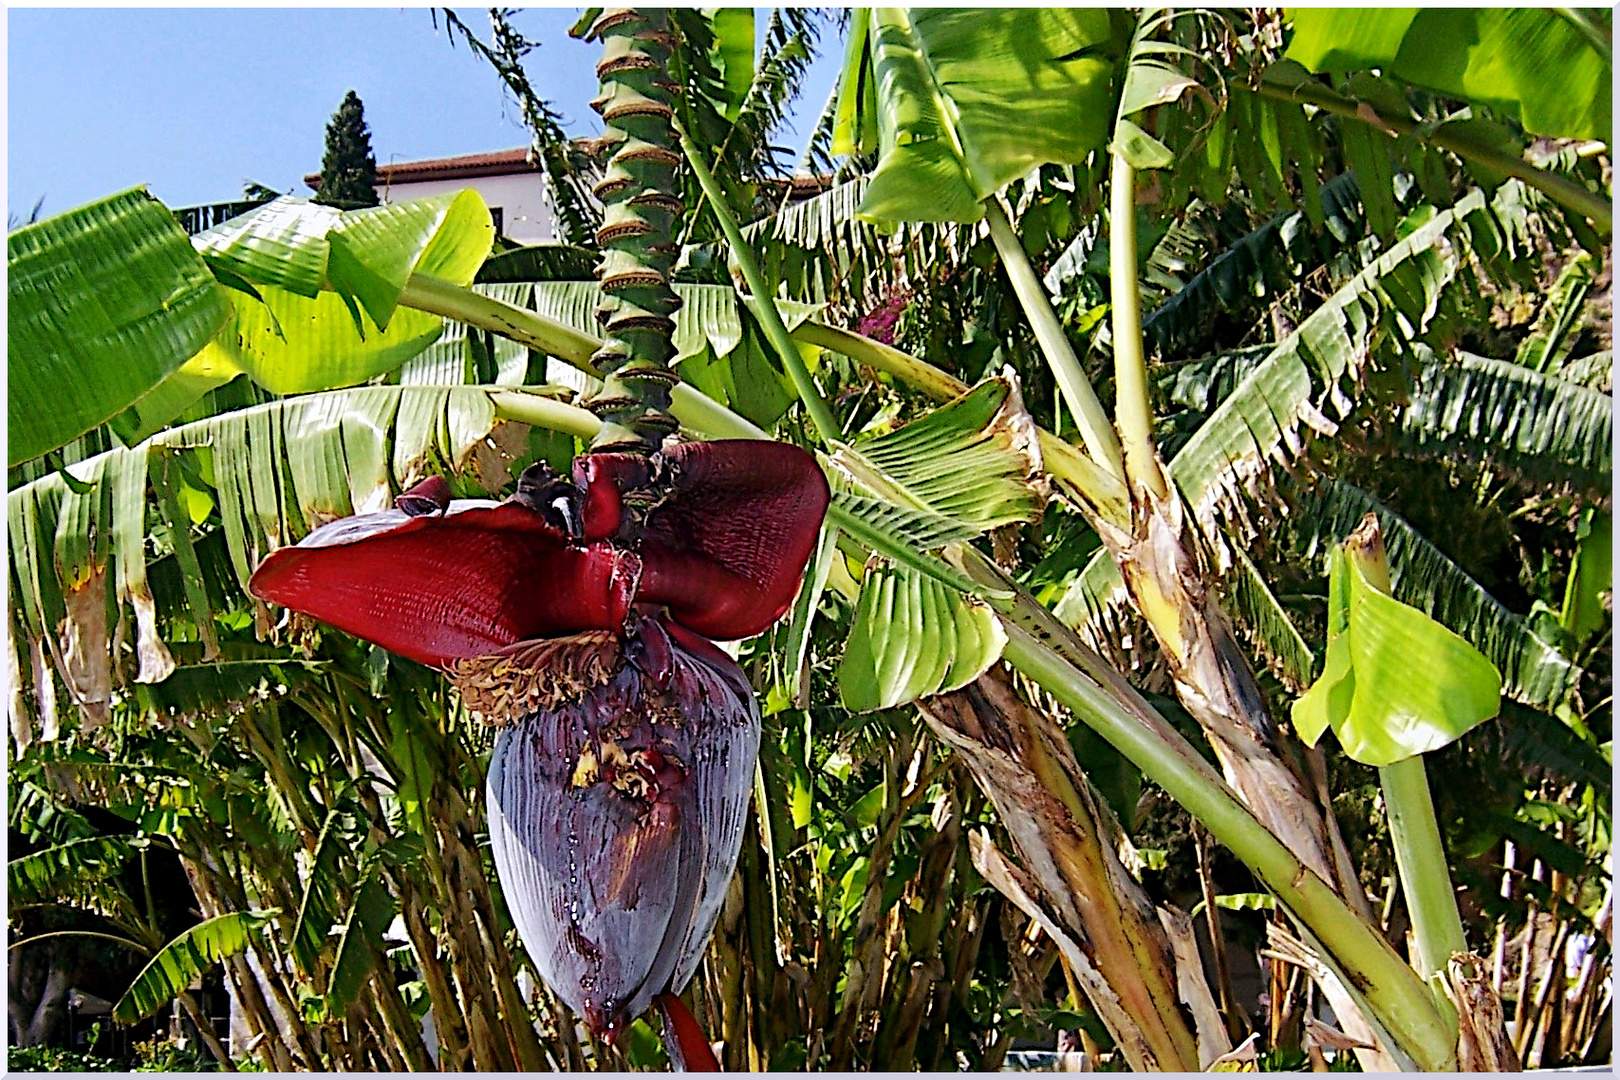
[490,206,504,236]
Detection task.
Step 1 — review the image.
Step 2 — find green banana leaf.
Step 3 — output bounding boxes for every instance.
[322,873,396,1020]
[833,379,1045,533]
[207,285,449,395]
[825,492,982,597]
[1397,349,1612,497]
[838,562,1007,713]
[7,384,535,743]
[8,189,232,465]
[113,909,281,1022]
[1292,540,1502,767]
[289,811,349,977]
[192,191,495,394]
[826,377,1051,709]
[1561,509,1611,645]
[1286,8,1612,143]
[833,8,1125,222]
[8,836,135,902]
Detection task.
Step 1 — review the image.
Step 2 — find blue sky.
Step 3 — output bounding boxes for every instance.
[7,7,845,222]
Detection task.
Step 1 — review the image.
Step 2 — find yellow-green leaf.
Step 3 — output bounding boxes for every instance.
[1292,543,1503,766]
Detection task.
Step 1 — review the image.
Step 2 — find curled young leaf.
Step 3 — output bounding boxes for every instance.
[1292,518,1503,766]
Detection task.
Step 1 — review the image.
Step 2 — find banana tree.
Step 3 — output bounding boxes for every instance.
[7,5,1609,1073]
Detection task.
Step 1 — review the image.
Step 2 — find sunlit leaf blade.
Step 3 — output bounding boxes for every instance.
[7,385,519,684]
[835,8,1124,222]
[1287,8,1612,142]
[1292,481,1579,712]
[836,378,1045,533]
[7,189,231,465]
[1171,191,1482,531]
[838,563,1007,712]
[112,909,281,1022]
[107,346,243,446]
[8,836,134,903]
[1561,510,1611,645]
[192,196,341,298]
[326,190,494,330]
[1293,542,1502,767]
[188,193,496,392]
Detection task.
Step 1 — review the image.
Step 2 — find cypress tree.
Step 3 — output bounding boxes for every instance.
[314,90,380,208]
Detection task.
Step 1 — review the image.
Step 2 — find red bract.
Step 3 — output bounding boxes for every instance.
[248,439,827,1061]
[248,440,829,664]
[480,617,757,1042]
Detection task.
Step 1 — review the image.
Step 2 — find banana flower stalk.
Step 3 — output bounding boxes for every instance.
[252,439,828,1064]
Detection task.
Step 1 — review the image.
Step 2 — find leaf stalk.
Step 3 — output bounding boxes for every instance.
[678,127,843,444]
[1106,154,1170,501]
[983,199,1127,482]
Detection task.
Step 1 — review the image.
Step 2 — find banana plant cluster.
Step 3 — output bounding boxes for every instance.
[7,5,1610,1074]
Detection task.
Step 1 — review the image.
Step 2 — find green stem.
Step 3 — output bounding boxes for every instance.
[486,391,602,441]
[398,274,597,367]
[678,127,842,444]
[792,320,970,402]
[983,199,1127,482]
[399,274,767,443]
[1342,516,1467,982]
[1256,73,1612,236]
[996,622,1456,1071]
[404,267,1132,525]
[1380,756,1468,979]
[1106,154,1169,501]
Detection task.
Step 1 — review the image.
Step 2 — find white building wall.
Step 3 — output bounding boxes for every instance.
[377,172,558,246]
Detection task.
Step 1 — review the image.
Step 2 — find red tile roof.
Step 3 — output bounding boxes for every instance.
[303,147,539,188]
[303,146,833,204]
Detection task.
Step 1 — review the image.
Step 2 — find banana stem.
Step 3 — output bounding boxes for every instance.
[399,273,768,442]
[995,619,1456,1071]
[983,199,1127,482]
[1380,756,1468,979]
[1342,519,1468,982]
[1107,154,1169,501]
[398,274,597,366]
[401,272,1130,515]
[679,128,842,444]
